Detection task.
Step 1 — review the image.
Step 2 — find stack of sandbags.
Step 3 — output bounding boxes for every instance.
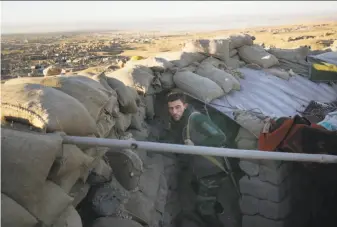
[267,46,311,76]
[1,128,85,227]
[1,78,115,226]
[213,34,255,69]
[183,38,230,61]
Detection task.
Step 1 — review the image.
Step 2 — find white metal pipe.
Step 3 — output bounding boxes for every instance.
[62,135,337,164]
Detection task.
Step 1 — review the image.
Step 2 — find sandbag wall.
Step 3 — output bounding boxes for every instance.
[1,76,116,227]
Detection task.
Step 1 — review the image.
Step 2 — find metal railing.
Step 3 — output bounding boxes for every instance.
[63,135,337,163]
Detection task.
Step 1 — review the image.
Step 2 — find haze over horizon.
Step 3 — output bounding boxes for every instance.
[2,1,337,34]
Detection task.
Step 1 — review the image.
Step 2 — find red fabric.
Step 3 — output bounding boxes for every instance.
[258,117,326,153]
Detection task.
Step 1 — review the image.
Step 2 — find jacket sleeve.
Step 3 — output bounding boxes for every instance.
[191,114,227,147]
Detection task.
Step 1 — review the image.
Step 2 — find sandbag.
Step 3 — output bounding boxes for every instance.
[268,46,310,62]
[159,71,175,89]
[235,127,258,150]
[1,193,38,227]
[92,217,143,227]
[200,57,227,69]
[106,148,144,191]
[232,54,240,60]
[196,63,240,93]
[1,129,62,208]
[115,112,132,133]
[230,49,238,57]
[124,191,156,225]
[69,182,91,207]
[91,72,119,98]
[52,206,82,227]
[233,110,266,137]
[130,106,146,130]
[155,51,207,68]
[264,67,291,80]
[225,58,243,69]
[48,144,95,193]
[143,94,155,120]
[128,87,141,106]
[88,182,129,217]
[125,57,175,72]
[96,114,116,138]
[105,77,138,114]
[238,45,279,68]
[228,34,254,49]
[1,83,97,136]
[183,39,230,61]
[173,71,225,103]
[180,62,200,73]
[87,159,113,185]
[127,127,149,141]
[43,65,62,77]
[41,76,118,120]
[107,66,154,95]
[23,181,73,226]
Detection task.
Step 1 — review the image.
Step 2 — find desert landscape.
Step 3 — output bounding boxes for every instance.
[2,20,337,79]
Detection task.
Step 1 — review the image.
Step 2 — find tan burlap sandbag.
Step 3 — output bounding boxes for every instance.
[130,106,146,130]
[91,72,119,97]
[264,67,291,80]
[235,127,258,150]
[1,128,62,210]
[155,51,207,68]
[268,46,310,62]
[196,63,241,93]
[51,206,82,227]
[159,71,175,89]
[238,45,279,68]
[23,181,73,226]
[124,191,156,225]
[69,181,91,207]
[228,34,254,49]
[105,76,138,114]
[173,71,225,103]
[233,110,266,137]
[125,57,175,72]
[183,39,230,61]
[200,57,227,69]
[1,83,97,136]
[41,76,118,121]
[48,144,95,193]
[1,193,38,227]
[115,112,132,133]
[106,66,154,95]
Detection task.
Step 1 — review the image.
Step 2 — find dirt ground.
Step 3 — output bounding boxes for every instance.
[119,20,337,58]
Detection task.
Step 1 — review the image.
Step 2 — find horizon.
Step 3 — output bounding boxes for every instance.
[2,1,337,34]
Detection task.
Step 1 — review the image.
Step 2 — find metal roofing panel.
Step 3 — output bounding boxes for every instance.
[210,68,337,119]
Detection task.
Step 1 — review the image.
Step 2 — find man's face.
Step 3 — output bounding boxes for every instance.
[168,99,188,121]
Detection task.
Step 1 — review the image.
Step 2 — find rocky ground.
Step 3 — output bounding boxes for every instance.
[1,21,336,80]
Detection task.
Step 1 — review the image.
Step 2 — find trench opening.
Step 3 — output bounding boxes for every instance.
[76,90,337,227]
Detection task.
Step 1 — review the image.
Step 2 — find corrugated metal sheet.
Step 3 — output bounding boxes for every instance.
[210,68,337,119]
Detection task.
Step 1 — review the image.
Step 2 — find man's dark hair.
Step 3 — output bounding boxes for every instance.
[167,92,187,103]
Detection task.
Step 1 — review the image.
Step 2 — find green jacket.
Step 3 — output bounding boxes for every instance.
[160,105,226,147]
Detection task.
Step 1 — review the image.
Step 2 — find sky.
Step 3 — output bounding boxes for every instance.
[2,1,337,34]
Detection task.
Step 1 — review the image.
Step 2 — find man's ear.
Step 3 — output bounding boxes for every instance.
[184,103,188,109]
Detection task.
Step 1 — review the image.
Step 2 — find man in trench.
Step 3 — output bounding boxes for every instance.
[159,92,228,227]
